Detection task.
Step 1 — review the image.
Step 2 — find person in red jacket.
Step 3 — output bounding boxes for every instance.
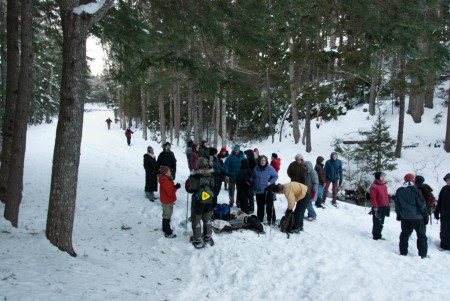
[125,127,134,146]
[270,153,281,174]
[369,171,390,240]
[158,165,181,238]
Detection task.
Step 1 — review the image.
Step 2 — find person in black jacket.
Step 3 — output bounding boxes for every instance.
[209,147,224,208]
[395,173,428,258]
[157,142,177,180]
[236,159,253,214]
[434,173,450,250]
[143,146,158,201]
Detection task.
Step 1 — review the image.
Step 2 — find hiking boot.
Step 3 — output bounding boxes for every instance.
[164,233,177,238]
[192,239,205,249]
[203,235,215,246]
[307,217,316,222]
[289,228,301,234]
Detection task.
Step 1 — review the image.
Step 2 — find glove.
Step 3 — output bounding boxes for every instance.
[373,208,380,219]
[175,183,181,189]
[396,213,401,221]
[385,207,390,217]
[311,190,316,199]
[285,209,293,216]
[434,212,440,220]
[424,216,429,225]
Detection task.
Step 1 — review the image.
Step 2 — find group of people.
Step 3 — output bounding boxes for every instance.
[143,140,450,255]
[369,171,450,258]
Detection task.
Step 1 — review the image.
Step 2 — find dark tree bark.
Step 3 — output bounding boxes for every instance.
[0,0,20,203]
[395,56,406,158]
[46,0,114,257]
[304,98,312,153]
[158,93,166,144]
[4,0,33,227]
[445,81,450,153]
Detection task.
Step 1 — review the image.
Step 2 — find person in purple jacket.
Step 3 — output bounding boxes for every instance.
[252,155,278,225]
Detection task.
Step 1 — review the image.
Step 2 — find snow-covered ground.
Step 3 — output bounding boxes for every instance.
[1,93,449,300]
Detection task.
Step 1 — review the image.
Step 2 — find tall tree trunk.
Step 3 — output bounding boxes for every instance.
[0,0,20,203]
[221,91,227,147]
[408,76,425,123]
[198,95,203,140]
[304,98,312,153]
[45,65,53,123]
[158,93,166,144]
[369,58,378,116]
[395,56,406,158]
[169,91,173,143]
[4,0,33,226]
[288,37,300,144]
[186,82,193,142]
[0,0,7,104]
[444,81,450,152]
[214,95,220,148]
[46,0,113,257]
[141,87,147,141]
[174,81,180,146]
[266,68,274,143]
[193,94,199,144]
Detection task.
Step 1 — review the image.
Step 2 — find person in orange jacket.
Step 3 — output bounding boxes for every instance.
[158,165,181,238]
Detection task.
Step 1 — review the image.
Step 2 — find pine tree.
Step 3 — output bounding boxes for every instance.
[355,107,397,175]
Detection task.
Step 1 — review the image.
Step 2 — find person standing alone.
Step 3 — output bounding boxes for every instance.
[370,171,390,240]
[125,127,134,146]
[143,146,158,201]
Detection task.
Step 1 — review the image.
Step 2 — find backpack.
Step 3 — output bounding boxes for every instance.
[244,215,265,233]
[279,213,295,233]
[427,195,436,208]
[185,178,191,193]
[194,183,214,203]
[213,203,230,220]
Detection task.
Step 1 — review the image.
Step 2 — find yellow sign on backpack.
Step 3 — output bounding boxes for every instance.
[201,191,211,201]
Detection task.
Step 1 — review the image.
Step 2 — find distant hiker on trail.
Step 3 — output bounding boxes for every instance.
[304,161,319,221]
[105,117,112,130]
[272,182,309,234]
[125,127,134,146]
[188,157,215,249]
[270,153,281,173]
[320,152,343,208]
[188,143,199,171]
[434,173,450,251]
[198,140,210,159]
[415,175,436,219]
[157,142,177,180]
[369,172,390,240]
[252,155,278,225]
[314,156,326,208]
[224,145,246,207]
[158,166,180,238]
[395,173,428,258]
[143,146,158,201]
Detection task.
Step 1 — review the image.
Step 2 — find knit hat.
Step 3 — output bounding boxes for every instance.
[443,173,450,181]
[272,153,278,159]
[220,147,227,153]
[233,145,240,151]
[404,173,415,183]
[159,166,170,175]
[209,147,218,156]
[295,154,304,161]
[415,175,425,185]
[254,148,259,153]
[374,172,386,180]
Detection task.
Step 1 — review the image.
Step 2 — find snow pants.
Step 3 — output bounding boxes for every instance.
[399,219,427,257]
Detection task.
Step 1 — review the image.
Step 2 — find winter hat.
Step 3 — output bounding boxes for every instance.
[295,154,304,161]
[330,152,337,158]
[374,172,386,180]
[233,145,240,151]
[254,148,259,153]
[271,184,283,193]
[443,173,450,181]
[209,147,218,156]
[220,147,227,153]
[159,165,170,175]
[415,175,425,185]
[191,143,198,151]
[404,173,415,183]
[272,153,278,159]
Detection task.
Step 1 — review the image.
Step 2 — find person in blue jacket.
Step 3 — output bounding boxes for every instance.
[252,155,278,225]
[224,145,246,207]
[320,152,343,207]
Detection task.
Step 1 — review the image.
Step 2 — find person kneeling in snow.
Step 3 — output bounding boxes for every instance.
[272,182,309,233]
[159,166,181,238]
